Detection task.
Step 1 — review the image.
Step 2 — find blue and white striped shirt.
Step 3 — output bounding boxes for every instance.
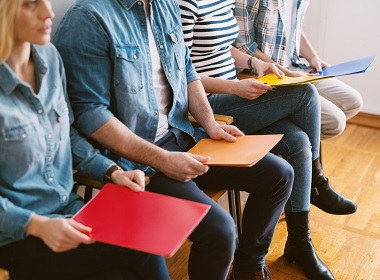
[179,0,239,80]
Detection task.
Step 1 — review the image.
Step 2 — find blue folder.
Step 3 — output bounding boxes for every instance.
[316,55,376,77]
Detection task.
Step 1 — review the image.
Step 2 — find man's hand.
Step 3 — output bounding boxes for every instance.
[111,169,146,192]
[161,151,210,182]
[26,215,94,253]
[206,123,245,142]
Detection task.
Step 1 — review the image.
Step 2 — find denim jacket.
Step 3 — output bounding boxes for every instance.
[53,0,204,176]
[0,44,114,246]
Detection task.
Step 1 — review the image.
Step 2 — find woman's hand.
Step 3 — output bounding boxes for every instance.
[251,57,284,78]
[231,78,274,100]
[26,215,94,253]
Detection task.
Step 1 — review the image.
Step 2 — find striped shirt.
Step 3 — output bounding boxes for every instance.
[179,0,239,80]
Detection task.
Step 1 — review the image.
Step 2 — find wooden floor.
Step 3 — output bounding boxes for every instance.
[166,123,380,279]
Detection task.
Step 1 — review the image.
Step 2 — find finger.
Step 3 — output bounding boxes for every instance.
[130,171,145,191]
[220,129,237,142]
[226,125,245,136]
[67,220,95,244]
[68,219,92,234]
[190,154,211,164]
[127,181,145,192]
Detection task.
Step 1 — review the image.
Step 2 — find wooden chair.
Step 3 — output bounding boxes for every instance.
[0,268,9,280]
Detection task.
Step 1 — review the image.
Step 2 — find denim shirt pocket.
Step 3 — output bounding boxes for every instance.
[0,123,38,165]
[168,25,185,71]
[114,45,143,94]
[53,103,70,141]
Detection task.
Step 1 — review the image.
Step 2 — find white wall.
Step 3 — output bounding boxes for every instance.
[303,0,380,115]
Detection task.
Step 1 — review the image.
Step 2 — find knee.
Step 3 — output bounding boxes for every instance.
[195,205,237,249]
[271,157,294,195]
[344,92,363,120]
[321,109,346,140]
[276,131,312,162]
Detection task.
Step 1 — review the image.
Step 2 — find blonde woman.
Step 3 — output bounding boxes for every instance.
[0,1,169,279]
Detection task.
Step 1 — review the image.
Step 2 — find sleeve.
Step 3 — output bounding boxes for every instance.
[178,0,198,51]
[56,49,115,183]
[53,6,114,138]
[233,0,259,56]
[0,197,32,241]
[176,0,200,84]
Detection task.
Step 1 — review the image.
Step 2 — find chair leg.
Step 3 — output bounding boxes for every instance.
[234,190,242,240]
[228,190,242,241]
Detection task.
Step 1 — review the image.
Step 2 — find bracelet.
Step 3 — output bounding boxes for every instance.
[247,56,254,69]
[104,165,123,183]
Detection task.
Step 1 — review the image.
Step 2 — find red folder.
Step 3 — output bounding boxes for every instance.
[73,183,210,257]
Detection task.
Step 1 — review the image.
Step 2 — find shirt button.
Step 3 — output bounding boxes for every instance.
[62,195,67,201]
[48,157,52,162]
[38,109,43,114]
[159,45,163,49]
[133,55,137,60]
[137,1,142,5]
[48,134,52,139]
[168,72,171,77]
[21,133,27,139]
[48,177,54,182]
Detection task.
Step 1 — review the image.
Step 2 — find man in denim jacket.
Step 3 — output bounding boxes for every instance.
[54,0,294,278]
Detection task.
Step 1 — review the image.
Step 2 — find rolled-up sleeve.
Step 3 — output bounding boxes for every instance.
[53,6,115,137]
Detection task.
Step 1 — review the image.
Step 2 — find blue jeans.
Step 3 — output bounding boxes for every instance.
[150,129,293,276]
[208,83,321,212]
[0,236,169,280]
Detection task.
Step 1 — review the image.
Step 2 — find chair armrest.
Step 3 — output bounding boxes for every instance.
[0,268,9,280]
[188,113,234,125]
[237,71,259,80]
[73,171,104,190]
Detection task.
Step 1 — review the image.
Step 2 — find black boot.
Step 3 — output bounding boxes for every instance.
[284,211,335,280]
[310,157,357,215]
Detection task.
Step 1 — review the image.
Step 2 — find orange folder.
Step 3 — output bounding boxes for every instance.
[188,135,283,167]
[73,183,210,257]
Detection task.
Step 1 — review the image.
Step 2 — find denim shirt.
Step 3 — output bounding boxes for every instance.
[53,0,204,176]
[0,44,114,246]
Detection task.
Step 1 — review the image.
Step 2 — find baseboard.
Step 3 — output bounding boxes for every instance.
[347,112,380,129]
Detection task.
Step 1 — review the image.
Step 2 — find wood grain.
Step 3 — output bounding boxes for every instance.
[166,123,380,279]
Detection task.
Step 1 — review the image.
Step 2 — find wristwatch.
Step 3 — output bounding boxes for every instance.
[104,165,123,183]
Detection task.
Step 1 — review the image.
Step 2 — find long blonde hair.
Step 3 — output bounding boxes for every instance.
[0,0,21,63]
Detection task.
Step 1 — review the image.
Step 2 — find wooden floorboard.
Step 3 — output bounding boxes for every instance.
[166,123,380,279]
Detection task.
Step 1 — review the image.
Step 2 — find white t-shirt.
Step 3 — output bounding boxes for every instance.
[282,0,298,67]
[147,18,172,142]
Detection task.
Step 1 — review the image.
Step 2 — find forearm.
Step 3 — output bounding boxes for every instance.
[299,30,318,61]
[90,118,169,170]
[200,74,237,95]
[187,80,219,132]
[231,46,252,69]
[254,49,290,74]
